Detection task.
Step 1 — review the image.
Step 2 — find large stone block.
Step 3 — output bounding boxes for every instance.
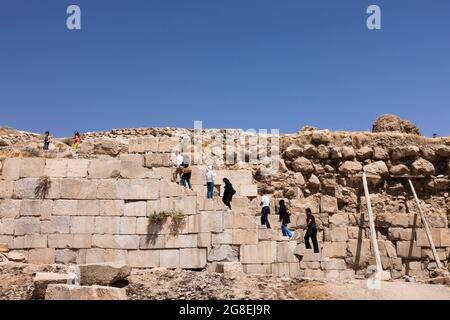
[120,155,155,179]
[0,181,13,199]
[117,179,159,200]
[197,211,223,233]
[0,218,15,235]
[207,245,239,262]
[0,199,21,218]
[165,234,197,248]
[67,159,89,178]
[77,200,99,216]
[99,200,124,216]
[144,153,173,167]
[258,228,280,241]
[73,234,92,249]
[329,214,349,227]
[320,195,338,214]
[78,262,131,286]
[124,201,147,217]
[20,158,45,178]
[33,273,72,299]
[52,200,77,216]
[41,216,71,234]
[322,242,347,258]
[88,159,121,179]
[1,158,20,180]
[232,229,258,245]
[45,284,127,300]
[54,249,78,264]
[61,179,98,200]
[396,241,421,259]
[71,216,95,234]
[92,235,139,249]
[160,249,180,268]
[119,217,137,234]
[128,250,159,268]
[212,230,232,245]
[96,180,119,199]
[198,233,212,247]
[158,136,179,153]
[240,241,277,264]
[28,248,55,264]
[44,159,68,177]
[94,216,120,234]
[180,248,207,268]
[48,234,73,248]
[14,217,40,235]
[239,185,257,197]
[276,241,298,263]
[14,178,60,199]
[19,200,41,216]
[242,263,272,274]
[324,227,348,242]
[416,229,441,247]
[129,136,158,153]
[14,235,46,249]
[159,180,182,197]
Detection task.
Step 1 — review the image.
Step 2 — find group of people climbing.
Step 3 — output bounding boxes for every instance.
[174,152,319,253]
[42,131,81,150]
[259,191,319,253]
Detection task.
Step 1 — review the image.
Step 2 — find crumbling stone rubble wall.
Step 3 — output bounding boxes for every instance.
[0,128,449,281]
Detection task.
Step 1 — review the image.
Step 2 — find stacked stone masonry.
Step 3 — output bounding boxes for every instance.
[0,129,449,281]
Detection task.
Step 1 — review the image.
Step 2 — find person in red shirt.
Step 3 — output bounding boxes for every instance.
[72,131,81,149]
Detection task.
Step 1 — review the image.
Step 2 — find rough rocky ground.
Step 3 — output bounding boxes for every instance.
[1,264,449,300]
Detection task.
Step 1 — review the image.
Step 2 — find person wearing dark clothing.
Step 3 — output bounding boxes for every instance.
[260,193,271,229]
[278,200,293,238]
[222,178,235,211]
[304,208,319,253]
[43,131,51,150]
[181,163,192,189]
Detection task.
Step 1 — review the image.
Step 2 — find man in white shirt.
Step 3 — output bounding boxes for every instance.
[260,192,271,228]
[173,151,184,182]
[205,165,216,199]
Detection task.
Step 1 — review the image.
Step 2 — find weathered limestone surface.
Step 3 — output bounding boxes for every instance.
[1,126,449,281]
[45,284,127,300]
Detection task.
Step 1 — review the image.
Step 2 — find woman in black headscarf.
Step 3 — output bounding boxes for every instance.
[278,200,293,238]
[222,178,235,211]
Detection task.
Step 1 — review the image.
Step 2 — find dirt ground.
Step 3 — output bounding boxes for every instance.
[1,263,449,300]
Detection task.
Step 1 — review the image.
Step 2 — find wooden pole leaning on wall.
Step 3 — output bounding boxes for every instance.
[362,172,384,277]
[407,179,444,270]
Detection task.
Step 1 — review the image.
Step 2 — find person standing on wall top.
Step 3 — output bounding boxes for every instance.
[278,199,293,238]
[181,163,193,190]
[43,131,51,150]
[260,191,271,229]
[205,165,216,199]
[222,178,235,211]
[72,131,81,149]
[173,151,184,183]
[304,208,319,253]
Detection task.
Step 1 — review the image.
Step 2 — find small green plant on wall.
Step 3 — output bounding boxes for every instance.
[148,209,186,234]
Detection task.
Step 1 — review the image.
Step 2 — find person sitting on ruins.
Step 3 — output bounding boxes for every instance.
[260,191,271,229]
[181,162,193,189]
[278,199,293,238]
[72,131,81,149]
[222,178,235,211]
[173,151,184,183]
[304,208,319,253]
[43,131,51,150]
[205,165,216,199]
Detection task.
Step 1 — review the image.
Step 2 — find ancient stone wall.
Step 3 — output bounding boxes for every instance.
[0,129,449,281]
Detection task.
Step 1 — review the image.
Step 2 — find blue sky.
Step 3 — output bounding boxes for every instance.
[1,0,449,137]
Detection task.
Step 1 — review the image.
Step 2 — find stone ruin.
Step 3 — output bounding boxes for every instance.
[0,123,449,288]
